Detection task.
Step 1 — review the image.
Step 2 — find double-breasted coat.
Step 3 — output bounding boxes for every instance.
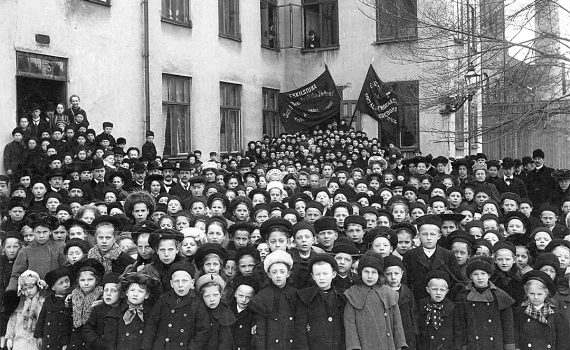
[513,305,570,350]
[230,300,256,350]
[417,297,465,350]
[82,302,114,350]
[103,301,151,350]
[34,294,72,350]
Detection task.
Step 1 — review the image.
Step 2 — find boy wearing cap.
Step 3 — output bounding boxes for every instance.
[34,266,72,350]
[456,256,515,350]
[140,229,185,294]
[417,270,464,350]
[314,217,339,252]
[540,204,570,239]
[3,128,24,176]
[1,199,26,233]
[294,254,346,350]
[143,262,208,350]
[83,272,122,350]
[141,131,157,162]
[331,242,359,294]
[230,275,258,350]
[403,215,461,302]
[248,250,297,349]
[384,255,418,350]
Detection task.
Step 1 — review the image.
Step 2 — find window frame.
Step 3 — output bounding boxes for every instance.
[386,80,420,149]
[262,87,284,138]
[219,0,241,41]
[260,0,279,50]
[161,0,192,28]
[301,0,339,50]
[375,0,418,44]
[340,100,362,131]
[84,0,111,6]
[162,74,192,157]
[220,82,243,153]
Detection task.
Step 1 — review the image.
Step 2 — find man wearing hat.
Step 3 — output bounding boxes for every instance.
[550,169,570,209]
[527,148,557,213]
[141,130,157,162]
[89,159,107,201]
[131,162,147,192]
[188,176,206,198]
[494,157,528,198]
[95,122,117,148]
[160,162,176,193]
[403,215,461,301]
[169,161,194,200]
[29,103,50,138]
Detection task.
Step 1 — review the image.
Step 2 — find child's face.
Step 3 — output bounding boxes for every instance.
[234,285,254,309]
[426,278,449,303]
[203,255,222,274]
[294,230,314,254]
[257,243,270,260]
[553,246,570,270]
[384,266,403,288]
[103,282,120,305]
[267,231,288,252]
[316,230,337,249]
[495,249,515,272]
[502,199,518,213]
[157,239,179,264]
[9,207,25,221]
[160,218,174,229]
[33,225,51,245]
[418,225,441,249]
[471,270,490,288]
[233,231,250,249]
[391,205,407,223]
[202,285,222,309]
[180,237,198,257]
[78,271,97,294]
[346,224,364,244]
[126,283,149,306]
[475,246,491,257]
[539,265,557,281]
[57,210,71,222]
[506,219,525,235]
[361,267,379,286]
[67,247,85,265]
[311,263,336,290]
[396,231,413,254]
[268,262,290,288]
[483,232,499,245]
[224,260,237,279]
[21,283,39,298]
[526,283,548,307]
[430,202,446,214]
[170,271,193,297]
[334,253,353,276]
[534,231,552,250]
[4,238,21,260]
[451,242,470,266]
[206,225,225,244]
[176,216,190,231]
[238,256,256,276]
[371,237,392,257]
[52,225,67,242]
[541,211,557,228]
[515,246,529,269]
[52,276,71,295]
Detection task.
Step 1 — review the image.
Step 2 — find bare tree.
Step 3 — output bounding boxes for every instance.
[357,0,570,144]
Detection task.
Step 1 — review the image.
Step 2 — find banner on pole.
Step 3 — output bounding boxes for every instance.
[278,67,341,134]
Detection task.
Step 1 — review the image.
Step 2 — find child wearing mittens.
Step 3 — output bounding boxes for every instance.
[5,270,46,350]
[34,266,73,350]
[418,270,465,350]
[344,251,407,350]
[456,256,515,350]
[514,270,570,349]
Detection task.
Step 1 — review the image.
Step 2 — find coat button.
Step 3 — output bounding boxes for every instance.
[430,335,434,339]
[289,317,293,321]
[547,345,551,349]
[166,338,170,342]
[290,340,293,343]
[239,325,243,328]
[488,319,492,323]
[475,336,479,340]
[442,337,445,340]
[486,303,490,306]
[180,329,184,333]
[490,337,494,341]
[527,344,532,347]
[275,339,279,343]
[183,313,187,317]
[171,310,175,313]
[328,317,332,322]
[472,303,476,307]
[384,313,388,317]
[180,343,184,346]
[47,322,51,326]
[274,318,278,321]
[387,333,390,337]
[139,330,143,334]
[126,333,129,337]
[169,323,173,327]
[527,318,531,322]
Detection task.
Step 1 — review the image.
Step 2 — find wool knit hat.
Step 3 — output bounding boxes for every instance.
[466,256,493,277]
[357,251,384,275]
[195,273,226,292]
[263,250,294,273]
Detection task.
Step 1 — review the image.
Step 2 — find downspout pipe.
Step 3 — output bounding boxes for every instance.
[143,0,150,131]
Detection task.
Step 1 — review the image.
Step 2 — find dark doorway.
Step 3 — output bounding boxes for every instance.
[16,76,67,122]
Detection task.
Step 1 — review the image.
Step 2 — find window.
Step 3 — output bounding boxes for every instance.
[261,0,279,49]
[85,0,110,5]
[220,83,242,153]
[162,74,191,156]
[340,101,361,131]
[262,88,283,138]
[387,81,419,148]
[162,0,191,26]
[376,0,417,42]
[303,0,339,49]
[219,0,240,40]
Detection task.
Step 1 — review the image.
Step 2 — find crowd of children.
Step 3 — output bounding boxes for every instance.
[1,98,570,349]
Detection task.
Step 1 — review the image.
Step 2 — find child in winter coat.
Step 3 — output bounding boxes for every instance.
[34,266,73,350]
[417,270,465,350]
[192,273,236,350]
[456,256,515,350]
[294,254,346,350]
[5,270,46,350]
[514,270,570,349]
[68,258,105,350]
[344,252,407,350]
[0,232,22,345]
[82,272,122,350]
[143,261,209,350]
[491,242,526,306]
[230,275,258,350]
[248,249,298,350]
[103,272,158,350]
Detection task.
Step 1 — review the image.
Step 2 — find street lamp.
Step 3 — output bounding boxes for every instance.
[464,64,480,100]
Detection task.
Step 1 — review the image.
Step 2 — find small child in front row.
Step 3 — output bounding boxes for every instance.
[514,270,570,349]
[83,272,122,350]
[417,270,464,350]
[344,251,407,350]
[5,270,46,350]
[34,266,73,350]
[230,275,258,350]
[294,254,346,350]
[248,250,298,349]
[192,273,237,350]
[455,256,515,350]
[384,255,418,350]
[104,272,158,350]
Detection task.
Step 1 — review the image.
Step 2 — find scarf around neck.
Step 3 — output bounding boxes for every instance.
[522,300,555,324]
[88,244,122,274]
[71,286,103,328]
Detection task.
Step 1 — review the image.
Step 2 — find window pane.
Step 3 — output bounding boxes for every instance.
[399,104,418,147]
[220,0,240,38]
[321,3,337,47]
[162,74,191,156]
[398,0,417,39]
[377,0,397,40]
[261,0,278,48]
